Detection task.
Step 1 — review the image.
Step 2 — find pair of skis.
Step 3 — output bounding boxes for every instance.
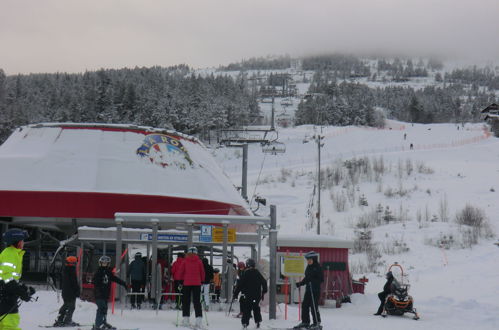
[39,325,139,330]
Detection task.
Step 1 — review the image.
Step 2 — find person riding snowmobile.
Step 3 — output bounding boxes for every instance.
[374,271,395,315]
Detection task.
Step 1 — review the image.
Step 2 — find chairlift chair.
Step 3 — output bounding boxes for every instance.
[262,141,286,155]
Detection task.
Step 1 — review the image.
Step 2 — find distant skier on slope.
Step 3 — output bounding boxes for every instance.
[294,251,323,329]
[233,259,267,329]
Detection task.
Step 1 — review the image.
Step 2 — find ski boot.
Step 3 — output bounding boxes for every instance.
[181,317,190,327]
[65,321,80,327]
[310,323,322,330]
[103,322,117,330]
[52,320,64,327]
[256,322,260,328]
[293,322,310,329]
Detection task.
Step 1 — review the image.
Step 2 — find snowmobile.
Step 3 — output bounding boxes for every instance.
[382,263,420,320]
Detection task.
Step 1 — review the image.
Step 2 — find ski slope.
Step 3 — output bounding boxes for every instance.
[19,120,499,329]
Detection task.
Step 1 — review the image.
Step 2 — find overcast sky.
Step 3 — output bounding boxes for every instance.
[1,0,498,75]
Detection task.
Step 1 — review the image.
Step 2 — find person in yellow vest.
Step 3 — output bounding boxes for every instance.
[0,228,36,330]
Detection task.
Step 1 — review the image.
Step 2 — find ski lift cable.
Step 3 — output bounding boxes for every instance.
[249,152,268,211]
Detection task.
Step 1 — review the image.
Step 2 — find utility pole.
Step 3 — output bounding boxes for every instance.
[271,96,275,130]
[315,134,324,235]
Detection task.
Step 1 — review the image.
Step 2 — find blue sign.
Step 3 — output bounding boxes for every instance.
[140,233,188,242]
[199,225,212,242]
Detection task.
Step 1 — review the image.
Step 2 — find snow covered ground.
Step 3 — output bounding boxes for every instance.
[19,119,499,329]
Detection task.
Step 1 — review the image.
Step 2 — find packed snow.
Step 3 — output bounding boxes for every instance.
[17,119,499,329]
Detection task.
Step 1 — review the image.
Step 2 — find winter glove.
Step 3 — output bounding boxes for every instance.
[295,282,300,288]
[28,286,36,297]
[18,284,32,302]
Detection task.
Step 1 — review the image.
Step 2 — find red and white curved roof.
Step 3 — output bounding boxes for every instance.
[0,123,250,229]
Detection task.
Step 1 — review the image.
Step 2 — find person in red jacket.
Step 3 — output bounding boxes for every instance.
[171,252,185,310]
[178,247,205,328]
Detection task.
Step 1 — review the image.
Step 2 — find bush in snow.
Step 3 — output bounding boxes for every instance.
[455,204,493,240]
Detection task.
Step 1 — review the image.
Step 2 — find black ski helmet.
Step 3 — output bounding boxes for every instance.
[245,258,256,268]
[386,271,394,279]
[2,228,29,246]
[304,251,318,259]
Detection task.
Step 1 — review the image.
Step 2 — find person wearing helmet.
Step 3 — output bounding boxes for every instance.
[92,256,127,330]
[212,268,221,303]
[294,251,323,329]
[128,252,145,309]
[177,247,205,328]
[233,259,267,329]
[374,271,395,315]
[171,252,185,310]
[53,256,80,327]
[0,228,35,330]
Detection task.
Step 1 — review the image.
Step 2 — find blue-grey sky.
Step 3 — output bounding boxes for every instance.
[1,0,498,74]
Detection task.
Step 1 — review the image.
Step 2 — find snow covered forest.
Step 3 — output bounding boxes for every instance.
[0,54,498,144]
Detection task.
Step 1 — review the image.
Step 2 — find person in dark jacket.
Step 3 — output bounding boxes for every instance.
[233,259,267,329]
[374,271,395,315]
[53,256,80,327]
[177,247,205,328]
[170,252,185,310]
[92,256,127,330]
[201,257,214,310]
[128,252,145,309]
[294,251,323,329]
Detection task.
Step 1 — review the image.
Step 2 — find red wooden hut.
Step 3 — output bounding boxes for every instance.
[276,234,363,307]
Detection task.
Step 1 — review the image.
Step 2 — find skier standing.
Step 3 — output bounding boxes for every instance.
[294,251,323,329]
[233,259,267,329]
[128,252,145,309]
[53,256,80,327]
[92,256,127,330]
[201,257,213,310]
[0,228,36,330]
[171,252,185,310]
[178,247,205,328]
[212,268,221,303]
[374,271,395,315]
[235,261,246,318]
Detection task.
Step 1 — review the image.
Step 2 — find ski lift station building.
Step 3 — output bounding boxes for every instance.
[0,123,253,232]
[276,234,362,306]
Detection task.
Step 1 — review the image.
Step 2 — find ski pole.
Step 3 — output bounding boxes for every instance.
[227,298,234,316]
[309,282,319,326]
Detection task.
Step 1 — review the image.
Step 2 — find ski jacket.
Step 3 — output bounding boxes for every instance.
[0,246,31,314]
[171,257,184,281]
[202,259,214,284]
[233,268,267,300]
[128,256,146,282]
[61,265,80,300]
[93,266,126,300]
[383,277,394,295]
[297,260,323,293]
[177,254,205,286]
[213,273,221,288]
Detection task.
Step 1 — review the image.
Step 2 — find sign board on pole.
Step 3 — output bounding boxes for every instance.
[140,233,188,242]
[199,225,213,242]
[282,255,306,277]
[212,227,236,243]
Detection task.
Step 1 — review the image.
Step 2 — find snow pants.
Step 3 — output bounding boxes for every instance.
[302,289,321,325]
[94,298,108,328]
[376,291,388,314]
[130,280,143,307]
[182,285,202,318]
[0,313,20,330]
[240,296,262,326]
[57,296,76,324]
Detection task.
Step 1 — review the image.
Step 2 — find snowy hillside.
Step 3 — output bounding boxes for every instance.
[19,120,499,329]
